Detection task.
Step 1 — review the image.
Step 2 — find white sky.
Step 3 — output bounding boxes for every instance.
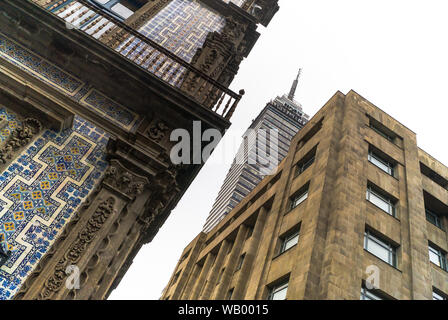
[109,0,448,299]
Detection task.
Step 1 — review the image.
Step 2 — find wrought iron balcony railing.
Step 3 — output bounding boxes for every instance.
[28,0,243,121]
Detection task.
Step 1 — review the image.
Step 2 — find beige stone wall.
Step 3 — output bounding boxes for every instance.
[162,90,448,300]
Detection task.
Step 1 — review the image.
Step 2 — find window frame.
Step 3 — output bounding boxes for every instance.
[235,253,245,271]
[297,156,315,176]
[433,288,448,300]
[226,288,234,300]
[267,280,289,300]
[426,209,443,229]
[366,186,396,217]
[360,287,383,300]
[428,244,447,271]
[368,117,396,143]
[364,230,397,267]
[368,150,394,176]
[280,230,300,254]
[290,186,309,210]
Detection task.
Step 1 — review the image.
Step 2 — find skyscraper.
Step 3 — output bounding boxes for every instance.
[163,90,448,300]
[0,0,279,299]
[203,71,309,232]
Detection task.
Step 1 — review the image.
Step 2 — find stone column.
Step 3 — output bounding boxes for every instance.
[189,253,215,300]
[199,240,230,299]
[180,264,201,300]
[213,224,247,299]
[14,159,150,300]
[232,206,268,299]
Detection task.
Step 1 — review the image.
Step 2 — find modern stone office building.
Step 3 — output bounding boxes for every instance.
[162,90,448,300]
[0,0,279,299]
[203,72,309,233]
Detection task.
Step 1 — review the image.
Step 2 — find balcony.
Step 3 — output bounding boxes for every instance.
[27,0,243,121]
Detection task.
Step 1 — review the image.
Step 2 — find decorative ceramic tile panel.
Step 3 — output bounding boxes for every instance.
[138,0,225,62]
[80,89,139,131]
[0,111,109,300]
[0,33,139,132]
[117,0,225,85]
[0,33,84,96]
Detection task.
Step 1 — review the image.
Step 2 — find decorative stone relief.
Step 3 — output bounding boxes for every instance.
[38,197,116,300]
[103,159,149,200]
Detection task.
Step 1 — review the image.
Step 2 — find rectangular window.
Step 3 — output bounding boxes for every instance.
[366,185,396,216]
[280,227,300,254]
[368,150,394,176]
[368,117,396,142]
[296,146,317,176]
[429,244,447,271]
[236,253,245,271]
[290,184,309,210]
[171,271,180,286]
[360,287,383,300]
[426,209,443,229]
[364,230,397,267]
[297,118,323,149]
[420,162,448,190]
[433,289,447,300]
[268,280,289,300]
[227,288,234,300]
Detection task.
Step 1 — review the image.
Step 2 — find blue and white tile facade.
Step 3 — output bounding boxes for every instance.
[0,111,109,300]
[0,33,139,132]
[117,0,226,85]
[0,0,232,299]
[138,0,226,63]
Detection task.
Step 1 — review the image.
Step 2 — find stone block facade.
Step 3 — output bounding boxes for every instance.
[162,90,448,300]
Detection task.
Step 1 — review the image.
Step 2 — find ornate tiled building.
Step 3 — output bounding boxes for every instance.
[0,0,279,299]
[163,91,448,300]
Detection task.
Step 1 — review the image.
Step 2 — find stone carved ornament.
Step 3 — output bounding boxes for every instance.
[0,118,42,164]
[181,16,248,97]
[103,159,149,199]
[39,197,116,299]
[146,120,170,143]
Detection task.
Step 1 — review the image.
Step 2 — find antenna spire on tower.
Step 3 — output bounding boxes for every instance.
[288,68,302,101]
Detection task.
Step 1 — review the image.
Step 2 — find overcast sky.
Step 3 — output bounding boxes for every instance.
[109,0,448,299]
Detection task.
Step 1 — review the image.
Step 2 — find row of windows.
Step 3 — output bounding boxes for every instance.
[368,118,448,233]
[224,115,448,300]
[267,280,448,300]
[266,115,448,300]
[364,225,448,274]
[362,286,448,300]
